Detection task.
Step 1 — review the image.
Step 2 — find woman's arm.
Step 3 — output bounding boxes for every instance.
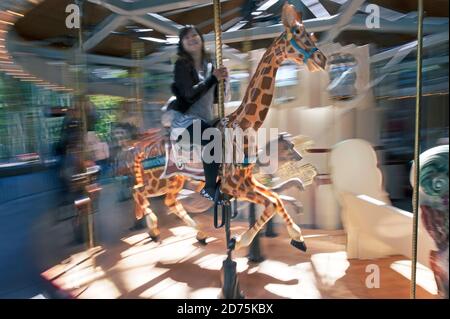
[173,59,218,105]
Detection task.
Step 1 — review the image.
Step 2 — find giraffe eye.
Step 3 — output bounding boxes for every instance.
[294,29,300,35]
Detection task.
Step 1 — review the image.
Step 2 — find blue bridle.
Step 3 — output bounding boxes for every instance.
[286,28,318,64]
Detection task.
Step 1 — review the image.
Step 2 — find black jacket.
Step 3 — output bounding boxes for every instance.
[170,58,218,113]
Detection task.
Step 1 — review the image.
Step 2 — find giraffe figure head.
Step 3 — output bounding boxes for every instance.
[281,3,327,72]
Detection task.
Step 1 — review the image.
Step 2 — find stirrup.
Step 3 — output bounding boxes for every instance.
[200,188,215,201]
[201,188,229,206]
[214,186,231,206]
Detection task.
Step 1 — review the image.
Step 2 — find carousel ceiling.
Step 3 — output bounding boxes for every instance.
[6,0,449,57]
[0,0,448,94]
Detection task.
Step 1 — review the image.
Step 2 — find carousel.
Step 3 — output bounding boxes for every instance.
[0,0,448,299]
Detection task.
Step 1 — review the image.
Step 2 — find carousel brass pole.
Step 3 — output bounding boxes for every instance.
[132,41,145,129]
[75,0,94,249]
[75,0,87,138]
[410,0,424,299]
[213,0,243,299]
[242,31,264,263]
[213,0,225,129]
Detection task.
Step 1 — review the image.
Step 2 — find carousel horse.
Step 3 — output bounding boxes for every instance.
[411,145,449,298]
[130,3,326,250]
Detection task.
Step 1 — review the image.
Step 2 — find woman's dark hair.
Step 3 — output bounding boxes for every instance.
[177,25,211,64]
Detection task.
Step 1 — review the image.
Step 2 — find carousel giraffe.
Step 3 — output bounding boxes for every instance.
[130,3,327,250]
[129,129,313,243]
[129,129,210,243]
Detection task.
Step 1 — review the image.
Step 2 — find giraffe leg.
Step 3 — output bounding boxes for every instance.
[229,188,277,251]
[133,185,160,241]
[133,152,146,188]
[229,181,306,252]
[252,181,307,251]
[144,207,160,242]
[164,176,208,245]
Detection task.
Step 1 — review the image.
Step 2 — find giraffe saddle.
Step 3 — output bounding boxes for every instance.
[160,141,206,181]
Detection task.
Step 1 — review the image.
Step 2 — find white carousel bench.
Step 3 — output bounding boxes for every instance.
[329,139,435,269]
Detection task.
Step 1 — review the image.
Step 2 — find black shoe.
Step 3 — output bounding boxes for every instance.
[200,188,230,206]
[200,188,215,201]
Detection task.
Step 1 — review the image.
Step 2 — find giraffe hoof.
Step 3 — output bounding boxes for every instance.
[150,235,160,242]
[196,231,208,245]
[290,239,307,252]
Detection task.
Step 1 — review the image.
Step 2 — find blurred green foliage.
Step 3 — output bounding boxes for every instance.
[89,95,124,141]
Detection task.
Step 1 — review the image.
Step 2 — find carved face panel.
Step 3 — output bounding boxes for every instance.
[259,134,303,168]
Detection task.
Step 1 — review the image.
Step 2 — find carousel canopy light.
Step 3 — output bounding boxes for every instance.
[135,29,154,32]
[6,10,24,17]
[329,0,347,4]
[166,36,179,44]
[258,0,279,12]
[139,36,167,43]
[0,20,14,26]
[301,0,331,18]
[227,21,248,32]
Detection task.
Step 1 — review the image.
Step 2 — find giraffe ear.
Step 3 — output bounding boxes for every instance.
[282,2,302,28]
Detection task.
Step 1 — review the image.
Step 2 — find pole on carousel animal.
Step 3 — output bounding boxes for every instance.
[74,0,87,136]
[213,0,244,299]
[264,218,278,238]
[240,11,266,261]
[131,40,144,129]
[74,0,94,249]
[247,203,265,263]
[410,0,424,299]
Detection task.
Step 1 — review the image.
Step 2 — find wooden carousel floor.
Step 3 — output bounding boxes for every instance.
[36,183,438,299]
